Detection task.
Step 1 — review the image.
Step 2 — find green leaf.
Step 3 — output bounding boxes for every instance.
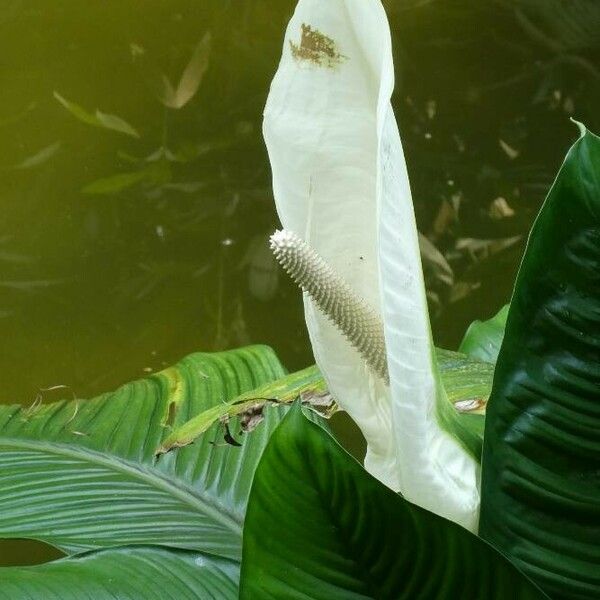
[0,345,288,560]
[458,304,509,364]
[480,128,600,599]
[240,405,547,599]
[0,546,238,599]
[436,349,491,460]
[158,365,331,453]
[54,92,139,138]
[438,349,493,410]
[161,349,492,462]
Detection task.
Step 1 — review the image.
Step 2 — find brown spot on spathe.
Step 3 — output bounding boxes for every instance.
[290,24,346,68]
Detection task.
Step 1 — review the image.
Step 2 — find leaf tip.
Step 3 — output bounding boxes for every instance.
[570,118,587,138]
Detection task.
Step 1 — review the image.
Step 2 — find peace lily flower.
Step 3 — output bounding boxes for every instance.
[264,0,479,531]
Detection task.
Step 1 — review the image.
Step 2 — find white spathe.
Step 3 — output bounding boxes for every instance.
[264,0,480,531]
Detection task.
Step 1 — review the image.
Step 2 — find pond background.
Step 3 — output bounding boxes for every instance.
[1,0,599,565]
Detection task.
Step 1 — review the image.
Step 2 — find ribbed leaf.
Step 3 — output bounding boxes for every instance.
[480,128,600,599]
[240,406,547,599]
[158,365,330,453]
[160,349,490,460]
[459,305,508,364]
[0,546,238,599]
[0,345,287,560]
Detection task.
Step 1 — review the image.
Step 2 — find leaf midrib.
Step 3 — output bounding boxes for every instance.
[0,437,242,536]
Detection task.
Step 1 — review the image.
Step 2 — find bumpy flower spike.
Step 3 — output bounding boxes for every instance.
[270,229,389,384]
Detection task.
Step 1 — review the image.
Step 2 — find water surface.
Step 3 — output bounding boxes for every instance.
[1,0,599,565]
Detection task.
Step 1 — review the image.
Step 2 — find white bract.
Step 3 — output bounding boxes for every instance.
[264,0,479,531]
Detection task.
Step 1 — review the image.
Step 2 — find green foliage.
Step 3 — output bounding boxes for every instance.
[459,304,508,364]
[1,126,598,598]
[158,364,330,454]
[480,129,600,599]
[0,344,518,597]
[0,547,238,600]
[511,0,600,52]
[240,405,547,599]
[0,346,288,560]
[160,349,493,459]
[436,349,491,460]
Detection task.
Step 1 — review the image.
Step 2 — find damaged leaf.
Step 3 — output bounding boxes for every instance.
[0,345,295,561]
[157,365,333,454]
[159,348,494,460]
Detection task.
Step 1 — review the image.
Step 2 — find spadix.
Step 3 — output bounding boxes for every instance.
[264,0,479,531]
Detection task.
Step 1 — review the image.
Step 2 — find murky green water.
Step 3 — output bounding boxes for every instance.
[1,0,599,565]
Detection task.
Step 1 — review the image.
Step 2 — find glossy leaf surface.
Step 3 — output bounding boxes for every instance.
[159,364,330,453]
[480,129,600,599]
[240,406,546,599]
[0,546,238,600]
[0,346,287,560]
[159,349,491,459]
[459,304,508,364]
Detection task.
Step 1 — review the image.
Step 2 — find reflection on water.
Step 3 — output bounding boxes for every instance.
[0,0,599,564]
[0,1,310,407]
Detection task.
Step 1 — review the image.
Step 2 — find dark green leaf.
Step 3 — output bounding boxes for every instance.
[480,128,600,599]
[240,405,547,600]
[458,304,508,364]
[0,546,238,599]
